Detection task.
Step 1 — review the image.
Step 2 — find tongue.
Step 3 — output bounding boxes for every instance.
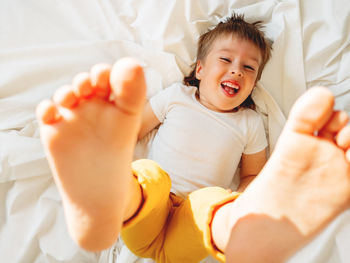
[225,87,234,94]
[223,85,238,94]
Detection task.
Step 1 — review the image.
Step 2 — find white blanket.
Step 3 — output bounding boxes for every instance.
[1,0,349,262]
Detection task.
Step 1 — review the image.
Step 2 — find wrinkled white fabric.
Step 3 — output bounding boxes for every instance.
[1,0,349,263]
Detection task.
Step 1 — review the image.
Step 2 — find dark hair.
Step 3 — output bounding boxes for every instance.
[184,13,272,110]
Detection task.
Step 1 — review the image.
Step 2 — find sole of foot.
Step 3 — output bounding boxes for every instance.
[36,58,146,251]
[221,87,350,262]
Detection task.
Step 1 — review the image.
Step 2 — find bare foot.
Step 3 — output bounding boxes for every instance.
[213,87,350,262]
[36,58,145,251]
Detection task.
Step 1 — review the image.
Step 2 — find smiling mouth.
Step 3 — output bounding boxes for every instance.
[221,81,240,96]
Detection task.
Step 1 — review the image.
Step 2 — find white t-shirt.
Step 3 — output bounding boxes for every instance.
[149,82,267,197]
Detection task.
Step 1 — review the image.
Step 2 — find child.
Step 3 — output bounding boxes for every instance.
[36,14,350,263]
[118,14,270,262]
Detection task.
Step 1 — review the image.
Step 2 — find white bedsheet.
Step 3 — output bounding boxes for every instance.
[0,0,349,262]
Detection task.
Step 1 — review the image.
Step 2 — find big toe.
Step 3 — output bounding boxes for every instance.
[286,87,335,135]
[110,58,146,116]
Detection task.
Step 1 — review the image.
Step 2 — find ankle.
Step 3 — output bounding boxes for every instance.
[225,213,303,262]
[211,201,235,252]
[123,175,144,222]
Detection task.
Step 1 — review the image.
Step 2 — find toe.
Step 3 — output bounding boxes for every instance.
[36,99,61,124]
[53,85,79,108]
[336,125,350,150]
[286,87,334,135]
[109,58,146,115]
[319,111,349,140]
[72,72,94,98]
[346,149,350,162]
[90,63,112,100]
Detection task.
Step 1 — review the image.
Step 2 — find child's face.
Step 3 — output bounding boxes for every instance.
[195,35,262,112]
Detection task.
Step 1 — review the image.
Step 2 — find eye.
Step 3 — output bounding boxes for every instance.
[220,57,231,63]
[244,65,255,71]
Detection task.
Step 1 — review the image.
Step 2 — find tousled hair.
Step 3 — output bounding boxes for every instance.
[184,13,272,110]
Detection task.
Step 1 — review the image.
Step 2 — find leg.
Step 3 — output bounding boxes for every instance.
[121,159,174,261]
[211,87,350,262]
[36,59,145,251]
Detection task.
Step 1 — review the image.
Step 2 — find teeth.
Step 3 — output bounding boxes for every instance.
[222,82,239,89]
[221,82,239,95]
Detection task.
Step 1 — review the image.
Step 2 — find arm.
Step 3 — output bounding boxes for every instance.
[138,101,161,140]
[237,148,267,192]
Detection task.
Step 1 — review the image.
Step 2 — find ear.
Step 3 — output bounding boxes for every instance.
[195,60,203,80]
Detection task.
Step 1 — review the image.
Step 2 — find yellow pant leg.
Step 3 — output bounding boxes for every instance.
[121,159,173,260]
[163,187,240,263]
[122,159,240,263]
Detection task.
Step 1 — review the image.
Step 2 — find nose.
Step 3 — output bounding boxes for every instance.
[231,70,243,77]
[230,64,243,77]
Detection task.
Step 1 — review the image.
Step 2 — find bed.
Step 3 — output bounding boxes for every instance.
[1,0,350,262]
